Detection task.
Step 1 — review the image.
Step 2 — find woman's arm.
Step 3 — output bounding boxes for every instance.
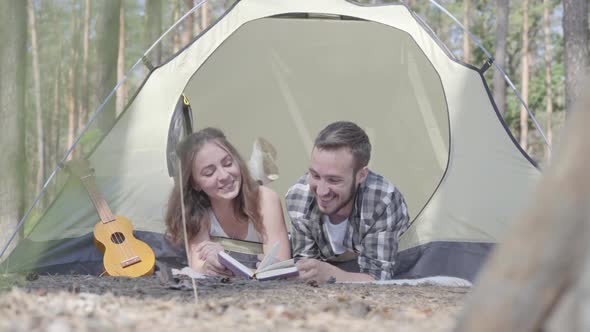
[258,186,291,261]
[187,223,211,273]
[188,219,230,275]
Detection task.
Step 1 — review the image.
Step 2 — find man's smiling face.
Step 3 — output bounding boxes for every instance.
[308,147,365,221]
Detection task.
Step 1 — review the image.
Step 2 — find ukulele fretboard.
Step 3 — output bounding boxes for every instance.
[79,174,115,224]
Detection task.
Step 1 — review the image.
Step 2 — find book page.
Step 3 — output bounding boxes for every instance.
[255,266,299,281]
[256,240,281,272]
[256,258,295,274]
[218,251,254,278]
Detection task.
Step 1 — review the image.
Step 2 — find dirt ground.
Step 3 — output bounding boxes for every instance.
[0,273,468,332]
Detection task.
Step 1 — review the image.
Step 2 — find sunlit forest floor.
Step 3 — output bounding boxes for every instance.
[0,274,467,331]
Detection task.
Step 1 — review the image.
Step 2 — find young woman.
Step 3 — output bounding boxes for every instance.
[165,128,290,275]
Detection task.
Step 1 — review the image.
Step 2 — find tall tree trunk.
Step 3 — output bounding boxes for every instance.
[493,0,510,117]
[519,0,530,151]
[172,0,181,53]
[50,66,61,199]
[193,2,201,37]
[0,1,27,260]
[79,0,90,131]
[200,2,209,31]
[181,0,194,46]
[66,13,80,160]
[543,0,554,161]
[116,1,127,115]
[95,1,122,133]
[563,0,589,115]
[146,0,163,65]
[65,72,76,161]
[27,0,45,202]
[463,0,472,63]
[48,2,65,199]
[434,6,450,46]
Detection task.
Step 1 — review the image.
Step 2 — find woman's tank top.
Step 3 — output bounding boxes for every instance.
[208,209,262,243]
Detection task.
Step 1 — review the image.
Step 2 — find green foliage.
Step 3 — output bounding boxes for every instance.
[410,0,566,163]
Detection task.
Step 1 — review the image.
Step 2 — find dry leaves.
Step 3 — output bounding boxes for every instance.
[0,274,468,332]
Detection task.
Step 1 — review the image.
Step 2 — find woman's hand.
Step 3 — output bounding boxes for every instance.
[193,241,232,276]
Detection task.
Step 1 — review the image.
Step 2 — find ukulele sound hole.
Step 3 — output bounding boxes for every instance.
[110,232,126,244]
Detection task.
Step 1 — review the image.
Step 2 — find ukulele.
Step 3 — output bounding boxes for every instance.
[67,160,156,277]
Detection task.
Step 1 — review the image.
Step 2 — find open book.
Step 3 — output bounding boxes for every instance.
[217,241,298,281]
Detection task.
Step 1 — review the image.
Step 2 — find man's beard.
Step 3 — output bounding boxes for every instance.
[320,174,359,217]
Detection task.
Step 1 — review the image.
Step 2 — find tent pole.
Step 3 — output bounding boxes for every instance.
[144,0,209,58]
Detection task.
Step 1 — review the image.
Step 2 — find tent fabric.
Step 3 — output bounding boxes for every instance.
[396,241,494,281]
[2,0,539,281]
[3,232,185,275]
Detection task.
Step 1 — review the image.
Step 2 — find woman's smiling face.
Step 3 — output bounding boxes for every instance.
[192,141,242,202]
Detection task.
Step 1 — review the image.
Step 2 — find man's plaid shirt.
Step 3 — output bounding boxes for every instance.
[286,170,410,280]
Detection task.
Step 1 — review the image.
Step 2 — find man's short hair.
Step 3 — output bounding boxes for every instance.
[314,121,371,170]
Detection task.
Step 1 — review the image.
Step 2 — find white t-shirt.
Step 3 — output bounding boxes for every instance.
[322,215,349,255]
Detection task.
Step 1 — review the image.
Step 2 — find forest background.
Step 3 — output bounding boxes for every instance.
[0,0,588,256]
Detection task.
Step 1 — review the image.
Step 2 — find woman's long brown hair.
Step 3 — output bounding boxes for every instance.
[165,128,263,245]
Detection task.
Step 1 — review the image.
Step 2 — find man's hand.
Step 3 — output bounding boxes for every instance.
[193,241,232,276]
[296,258,338,282]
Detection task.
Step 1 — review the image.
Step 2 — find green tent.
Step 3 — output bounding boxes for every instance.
[1,0,540,281]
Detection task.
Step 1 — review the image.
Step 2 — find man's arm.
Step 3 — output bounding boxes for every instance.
[296,258,374,282]
[285,177,321,259]
[290,217,320,258]
[358,189,410,280]
[189,223,232,276]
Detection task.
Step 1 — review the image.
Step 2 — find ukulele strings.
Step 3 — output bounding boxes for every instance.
[95,186,137,261]
[84,178,131,260]
[87,178,132,259]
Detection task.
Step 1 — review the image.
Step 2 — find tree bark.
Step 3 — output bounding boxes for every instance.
[66,13,80,160]
[79,0,90,131]
[519,0,530,152]
[463,0,472,63]
[181,0,194,46]
[50,66,61,199]
[454,76,590,332]
[95,1,122,133]
[543,0,554,161]
[145,0,163,64]
[116,1,127,115]
[200,1,209,31]
[563,0,589,115]
[172,0,181,53]
[493,0,509,117]
[27,0,45,203]
[0,1,27,260]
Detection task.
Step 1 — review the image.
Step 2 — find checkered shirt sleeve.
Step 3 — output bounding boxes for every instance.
[357,176,409,280]
[286,176,320,259]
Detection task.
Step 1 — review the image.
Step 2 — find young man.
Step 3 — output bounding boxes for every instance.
[286,121,409,282]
